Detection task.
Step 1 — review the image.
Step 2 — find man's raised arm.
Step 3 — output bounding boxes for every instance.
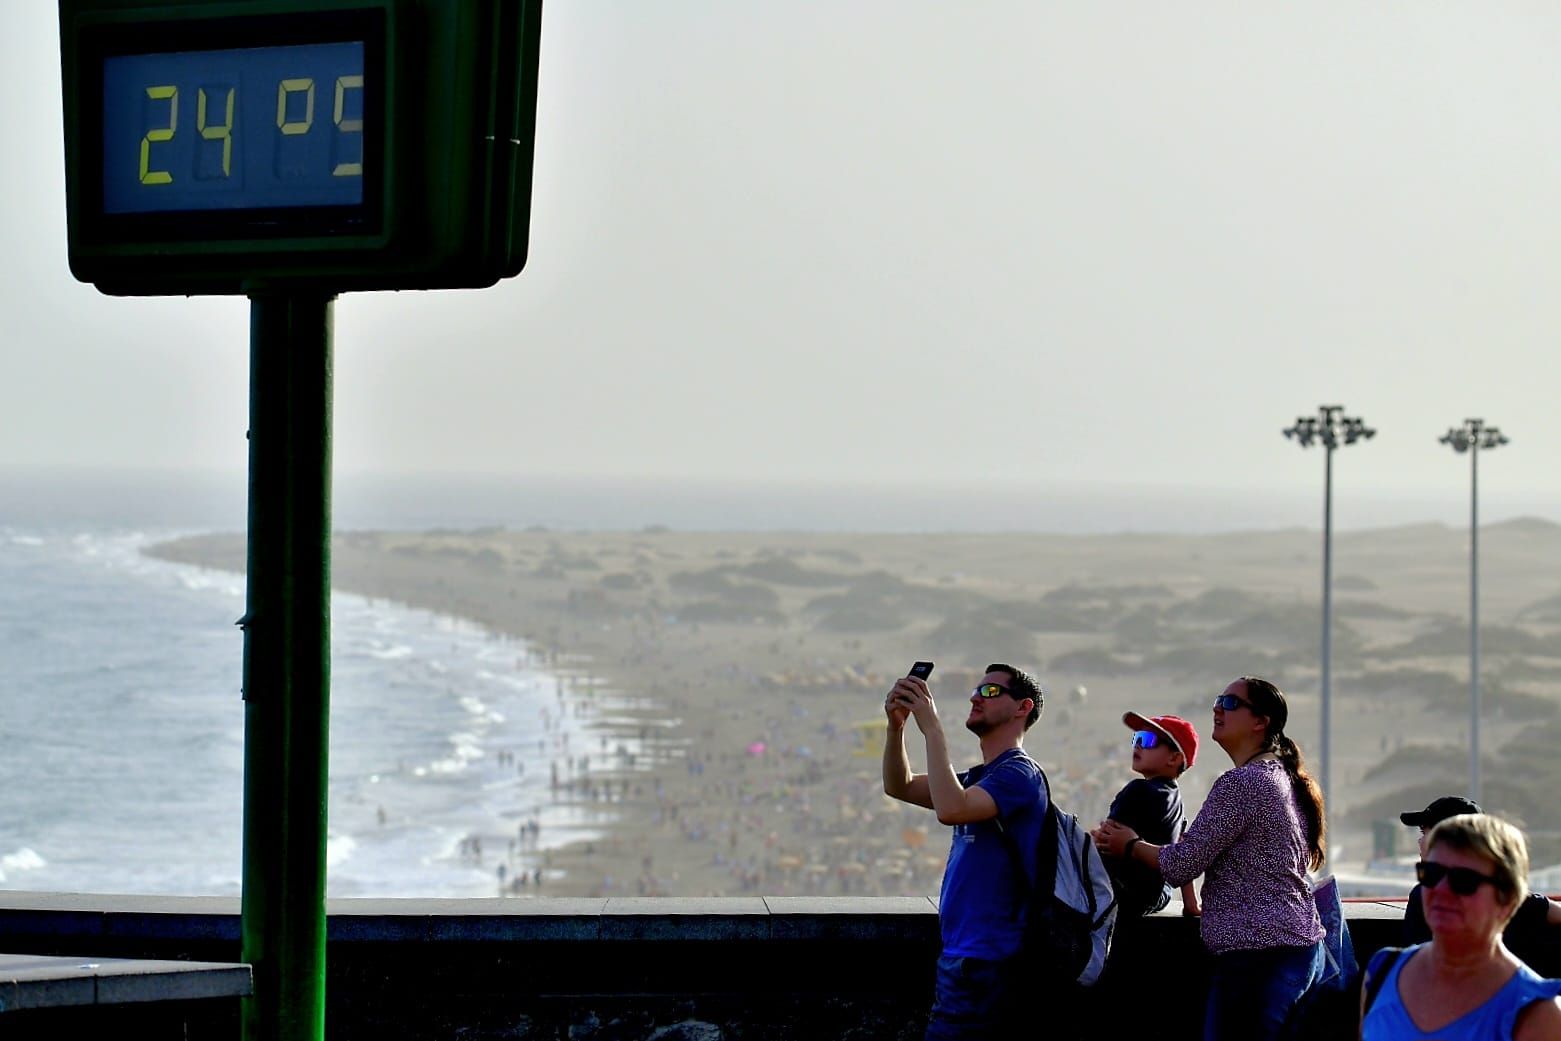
[883,686,933,808]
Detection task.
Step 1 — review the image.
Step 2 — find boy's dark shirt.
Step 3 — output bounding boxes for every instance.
[1106,776,1184,917]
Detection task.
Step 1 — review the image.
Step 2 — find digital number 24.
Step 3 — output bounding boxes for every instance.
[138,77,364,184]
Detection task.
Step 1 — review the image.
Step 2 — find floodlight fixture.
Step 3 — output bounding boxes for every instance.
[1340,417,1376,445]
[1282,403,1374,848]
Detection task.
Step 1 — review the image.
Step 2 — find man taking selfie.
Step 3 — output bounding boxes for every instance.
[882,662,1047,1040]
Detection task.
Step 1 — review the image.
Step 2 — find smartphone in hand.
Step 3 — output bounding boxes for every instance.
[908,661,934,680]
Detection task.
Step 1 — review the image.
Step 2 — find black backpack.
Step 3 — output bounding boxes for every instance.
[995,763,1118,986]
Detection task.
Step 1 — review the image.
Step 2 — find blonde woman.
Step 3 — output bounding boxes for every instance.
[1361,814,1561,1040]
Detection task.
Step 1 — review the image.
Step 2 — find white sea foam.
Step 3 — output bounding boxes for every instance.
[477,670,536,694]
[0,847,48,882]
[326,832,357,870]
[425,733,487,773]
[474,644,514,663]
[428,754,478,774]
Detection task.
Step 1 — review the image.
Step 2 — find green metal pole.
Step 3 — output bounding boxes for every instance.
[239,293,334,1041]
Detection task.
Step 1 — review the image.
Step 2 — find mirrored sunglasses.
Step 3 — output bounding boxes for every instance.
[972,683,1011,699]
[1416,860,1500,896]
[1213,693,1256,712]
[1132,730,1170,750]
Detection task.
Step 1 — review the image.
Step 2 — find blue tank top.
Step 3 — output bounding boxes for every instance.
[1363,943,1561,1040]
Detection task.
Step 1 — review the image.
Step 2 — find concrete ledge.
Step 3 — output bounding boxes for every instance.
[601,897,771,942]
[1348,900,1413,920]
[1,892,1548,1041]
[0,891,1423,943]
[0,960,94,1012]
[0,892,942,944]
[91,959,252,1006]
[764,896,938,942]
[0,954,251,1012]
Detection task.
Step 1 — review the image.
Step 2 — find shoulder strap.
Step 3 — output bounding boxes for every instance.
[1363,946,1404,1013]
[993,760,1051,907]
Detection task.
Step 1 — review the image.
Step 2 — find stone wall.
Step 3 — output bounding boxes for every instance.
[0,894,1548,1040]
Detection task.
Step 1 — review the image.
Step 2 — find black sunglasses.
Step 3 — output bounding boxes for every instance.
[972,683,1012,699]
[1213,693,1256,712]
[1416,860,1501,896]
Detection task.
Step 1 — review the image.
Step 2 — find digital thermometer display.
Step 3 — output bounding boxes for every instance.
[101,41,366,214]
[62,0,544,294]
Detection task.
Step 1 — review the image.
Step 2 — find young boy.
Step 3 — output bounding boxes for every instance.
[1102,711,1200,917]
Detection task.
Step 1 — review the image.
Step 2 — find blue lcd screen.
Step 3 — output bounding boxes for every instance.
[102,41,365,214]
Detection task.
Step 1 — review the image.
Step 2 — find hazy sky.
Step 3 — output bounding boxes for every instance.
[5,3,1559,521]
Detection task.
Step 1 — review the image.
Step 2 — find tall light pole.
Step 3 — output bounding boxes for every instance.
[1284,405,1374,838]
[1440,419,1509,804]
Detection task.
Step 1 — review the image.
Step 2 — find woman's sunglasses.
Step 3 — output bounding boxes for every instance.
[1132,730,1170,750]
[972,683,1012,699]
[1416,860,1501,896]
[1213,693,1256,712]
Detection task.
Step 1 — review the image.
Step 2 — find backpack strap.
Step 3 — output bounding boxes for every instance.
[993,816,1026,916]
[1362,946,1404,1014]
[992,758,1052,913]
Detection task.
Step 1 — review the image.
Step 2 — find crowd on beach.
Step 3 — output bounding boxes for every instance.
[438,652,1156,902]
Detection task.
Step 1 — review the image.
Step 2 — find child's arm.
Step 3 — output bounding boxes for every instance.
[1175,821,1199,915]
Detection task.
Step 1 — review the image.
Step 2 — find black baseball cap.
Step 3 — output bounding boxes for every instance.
[1400,796,1481,828]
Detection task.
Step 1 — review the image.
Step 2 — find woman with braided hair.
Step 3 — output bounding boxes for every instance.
[1094,677,1326,1041]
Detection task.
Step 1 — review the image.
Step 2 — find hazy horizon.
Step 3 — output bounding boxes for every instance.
[6,4,1559,511]
[3,465,1559,536]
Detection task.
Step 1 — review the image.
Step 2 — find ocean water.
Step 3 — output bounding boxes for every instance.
[0,526,630,897]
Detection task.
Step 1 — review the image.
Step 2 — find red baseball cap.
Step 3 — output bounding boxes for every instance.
[1123,711,1199,770]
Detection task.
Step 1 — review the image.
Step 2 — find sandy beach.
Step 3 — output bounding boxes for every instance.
[147,519,1561,897]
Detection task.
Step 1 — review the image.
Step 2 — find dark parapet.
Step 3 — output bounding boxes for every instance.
[1,893,1540,1041]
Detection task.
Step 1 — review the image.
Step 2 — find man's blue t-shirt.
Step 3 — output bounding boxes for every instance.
[937,748,1047,960]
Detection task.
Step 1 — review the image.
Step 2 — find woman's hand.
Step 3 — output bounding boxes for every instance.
[1094,819,1139,857]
